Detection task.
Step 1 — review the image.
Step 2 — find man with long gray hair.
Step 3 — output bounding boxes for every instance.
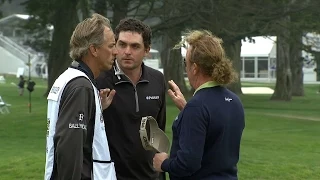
[44,13,118,180]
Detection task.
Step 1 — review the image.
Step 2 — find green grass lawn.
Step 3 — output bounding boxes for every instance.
[0,76,320,179]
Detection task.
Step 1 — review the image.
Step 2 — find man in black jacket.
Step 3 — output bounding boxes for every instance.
[96,18,166,180]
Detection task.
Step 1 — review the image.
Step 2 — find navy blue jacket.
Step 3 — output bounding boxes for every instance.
[162,86,245,180]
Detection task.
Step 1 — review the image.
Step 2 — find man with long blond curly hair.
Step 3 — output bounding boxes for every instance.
[153,30,245,180]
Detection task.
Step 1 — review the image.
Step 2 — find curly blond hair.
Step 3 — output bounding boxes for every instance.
[175,30,237,85]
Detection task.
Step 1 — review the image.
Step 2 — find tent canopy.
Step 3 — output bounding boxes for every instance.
[241,36,276,57]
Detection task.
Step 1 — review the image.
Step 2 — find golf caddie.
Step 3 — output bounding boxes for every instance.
[44,13,118,180]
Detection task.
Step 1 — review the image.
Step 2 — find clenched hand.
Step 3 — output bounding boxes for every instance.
[153,152,169,172]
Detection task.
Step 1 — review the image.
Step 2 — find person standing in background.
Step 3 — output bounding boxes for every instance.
[18,75,26,96]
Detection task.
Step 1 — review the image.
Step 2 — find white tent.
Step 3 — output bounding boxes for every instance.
[241,35,317,82]
[241,36,276,57]
[240,36,276,80]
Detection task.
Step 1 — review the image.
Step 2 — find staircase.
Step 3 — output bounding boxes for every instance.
[0,33,33,61]
[0,33,43,77]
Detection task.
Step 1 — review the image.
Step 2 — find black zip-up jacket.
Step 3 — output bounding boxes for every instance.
[96,63,166,180]
[49,61,96,179]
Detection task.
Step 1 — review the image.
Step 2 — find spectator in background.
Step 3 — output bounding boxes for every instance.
[18,75,26,96]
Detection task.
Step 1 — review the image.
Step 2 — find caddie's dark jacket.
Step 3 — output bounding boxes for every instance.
[49,61,96,179]
[96,62,166,180]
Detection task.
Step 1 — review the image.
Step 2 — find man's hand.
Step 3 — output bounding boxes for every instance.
[168,80,187,111]
[153,152,169,172]
[99,88,116,110]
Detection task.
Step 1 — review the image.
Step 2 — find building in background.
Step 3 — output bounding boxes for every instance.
[0,0,26,17]
[0,14,48,78]
[240,36,318,82]
[144,48,163,73]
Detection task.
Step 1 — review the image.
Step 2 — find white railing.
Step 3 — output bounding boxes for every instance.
[0,33,34,62]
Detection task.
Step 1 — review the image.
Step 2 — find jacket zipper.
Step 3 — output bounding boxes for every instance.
[115,79,149,112]
[133,80,149,112]
[133,86,139,112]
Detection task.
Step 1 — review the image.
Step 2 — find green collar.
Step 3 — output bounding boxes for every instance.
[194,81,218,95]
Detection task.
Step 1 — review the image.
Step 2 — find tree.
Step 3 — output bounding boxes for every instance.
[23,0,79,95]
[150,0,190,94]
[108,0,129,25]
[224,41,242,94]
[161,30,189,94]
[288,0,320,96]
[270,0,293,101]
[78,0,91,21]
[314,52,320,82]
[269,0,320,99]
[271,28,292,101]
[0,0,6,18]
[289,31,304,96]
[46,0,79,95]
[93,0,107,16]
[164,0,263,94]
[18,0,320,98]
[152,0,288,94]
[21,0,55,55]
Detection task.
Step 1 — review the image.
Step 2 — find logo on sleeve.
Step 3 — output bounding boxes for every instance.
[69,112,87,130]
[50,86,60,94]
[78,113,84,121]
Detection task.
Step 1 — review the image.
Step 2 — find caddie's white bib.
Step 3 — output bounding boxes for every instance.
[44,68,116,180]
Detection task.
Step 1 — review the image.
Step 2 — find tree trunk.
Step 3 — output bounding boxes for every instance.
[290,32,304,96]
[271,30,292,101]
[161,31,189,95]
[224,40,243,95]
[46,0,79,95]
[78,0,90,21]
[112,1,128,26]
[94,0,107,16]
[314,52,320,82]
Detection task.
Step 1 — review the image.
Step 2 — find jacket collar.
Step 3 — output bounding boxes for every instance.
[113,60,149,83]
[70,60,97,86]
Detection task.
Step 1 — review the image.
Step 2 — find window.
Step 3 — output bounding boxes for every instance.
[244,59,254,78]
[258,60,268,78]
[244,57,254,61]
